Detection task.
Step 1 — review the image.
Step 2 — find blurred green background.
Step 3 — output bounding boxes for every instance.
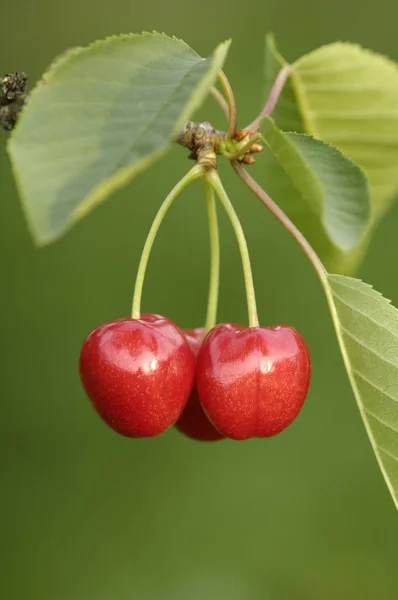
[2,1,398,598]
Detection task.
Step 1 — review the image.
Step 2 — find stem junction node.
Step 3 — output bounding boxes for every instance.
[176,120,263,170]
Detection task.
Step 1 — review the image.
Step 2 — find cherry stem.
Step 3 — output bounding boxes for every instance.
[218,70,238,139]
[210,87,230,122]
[206,169,259,328]
[232,161,327,284]
[244,65,293,134]
[131,165,203,320]
[203,180,220,334]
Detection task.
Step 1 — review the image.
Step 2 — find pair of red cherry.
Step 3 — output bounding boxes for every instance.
[79,313,311,441]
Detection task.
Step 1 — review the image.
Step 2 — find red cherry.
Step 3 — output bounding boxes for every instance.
[175,327,224,442]
[79,314,195,438]
[196,323,311,440]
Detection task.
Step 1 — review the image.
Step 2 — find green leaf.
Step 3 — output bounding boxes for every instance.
[8,33,230,244]
[264,36,398,220]
[261,117,371,262]
[324,274,398,509]
[264,37,398,506]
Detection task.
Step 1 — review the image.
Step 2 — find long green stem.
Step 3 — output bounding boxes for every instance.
[206,169,259,328]
[218,70,238,140]
[131,165,203,319]
[203,180,220,334]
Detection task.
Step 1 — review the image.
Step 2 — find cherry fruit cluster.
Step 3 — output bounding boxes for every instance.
[79,70,312,442]
[79,315,311,441]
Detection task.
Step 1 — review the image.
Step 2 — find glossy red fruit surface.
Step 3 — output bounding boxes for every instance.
[79,314,195,438]
[175,328,224,442]
[196,323,311,440]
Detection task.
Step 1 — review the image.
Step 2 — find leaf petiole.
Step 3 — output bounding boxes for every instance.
[218,70,238,139]
[244,65,292,134]
[232,161,327,284]
[210,86,230,122]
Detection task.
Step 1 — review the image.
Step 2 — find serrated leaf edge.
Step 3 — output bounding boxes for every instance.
[37,32,204,89]
[7,35,230,244]
[262,117,372,252]
[323,273,398,510]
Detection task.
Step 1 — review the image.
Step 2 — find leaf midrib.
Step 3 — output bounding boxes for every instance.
[112,57,205,175]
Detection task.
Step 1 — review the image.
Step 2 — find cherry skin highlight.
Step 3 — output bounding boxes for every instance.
[175,327,224,442]
[196,323,311,440]
[79,314,195,437]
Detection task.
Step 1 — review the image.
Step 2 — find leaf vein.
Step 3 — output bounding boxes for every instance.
[364,407,398,436]
[353,368,398,405]
[340,324,398,368]
[376,444,398,465]
[331,288,397,335]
